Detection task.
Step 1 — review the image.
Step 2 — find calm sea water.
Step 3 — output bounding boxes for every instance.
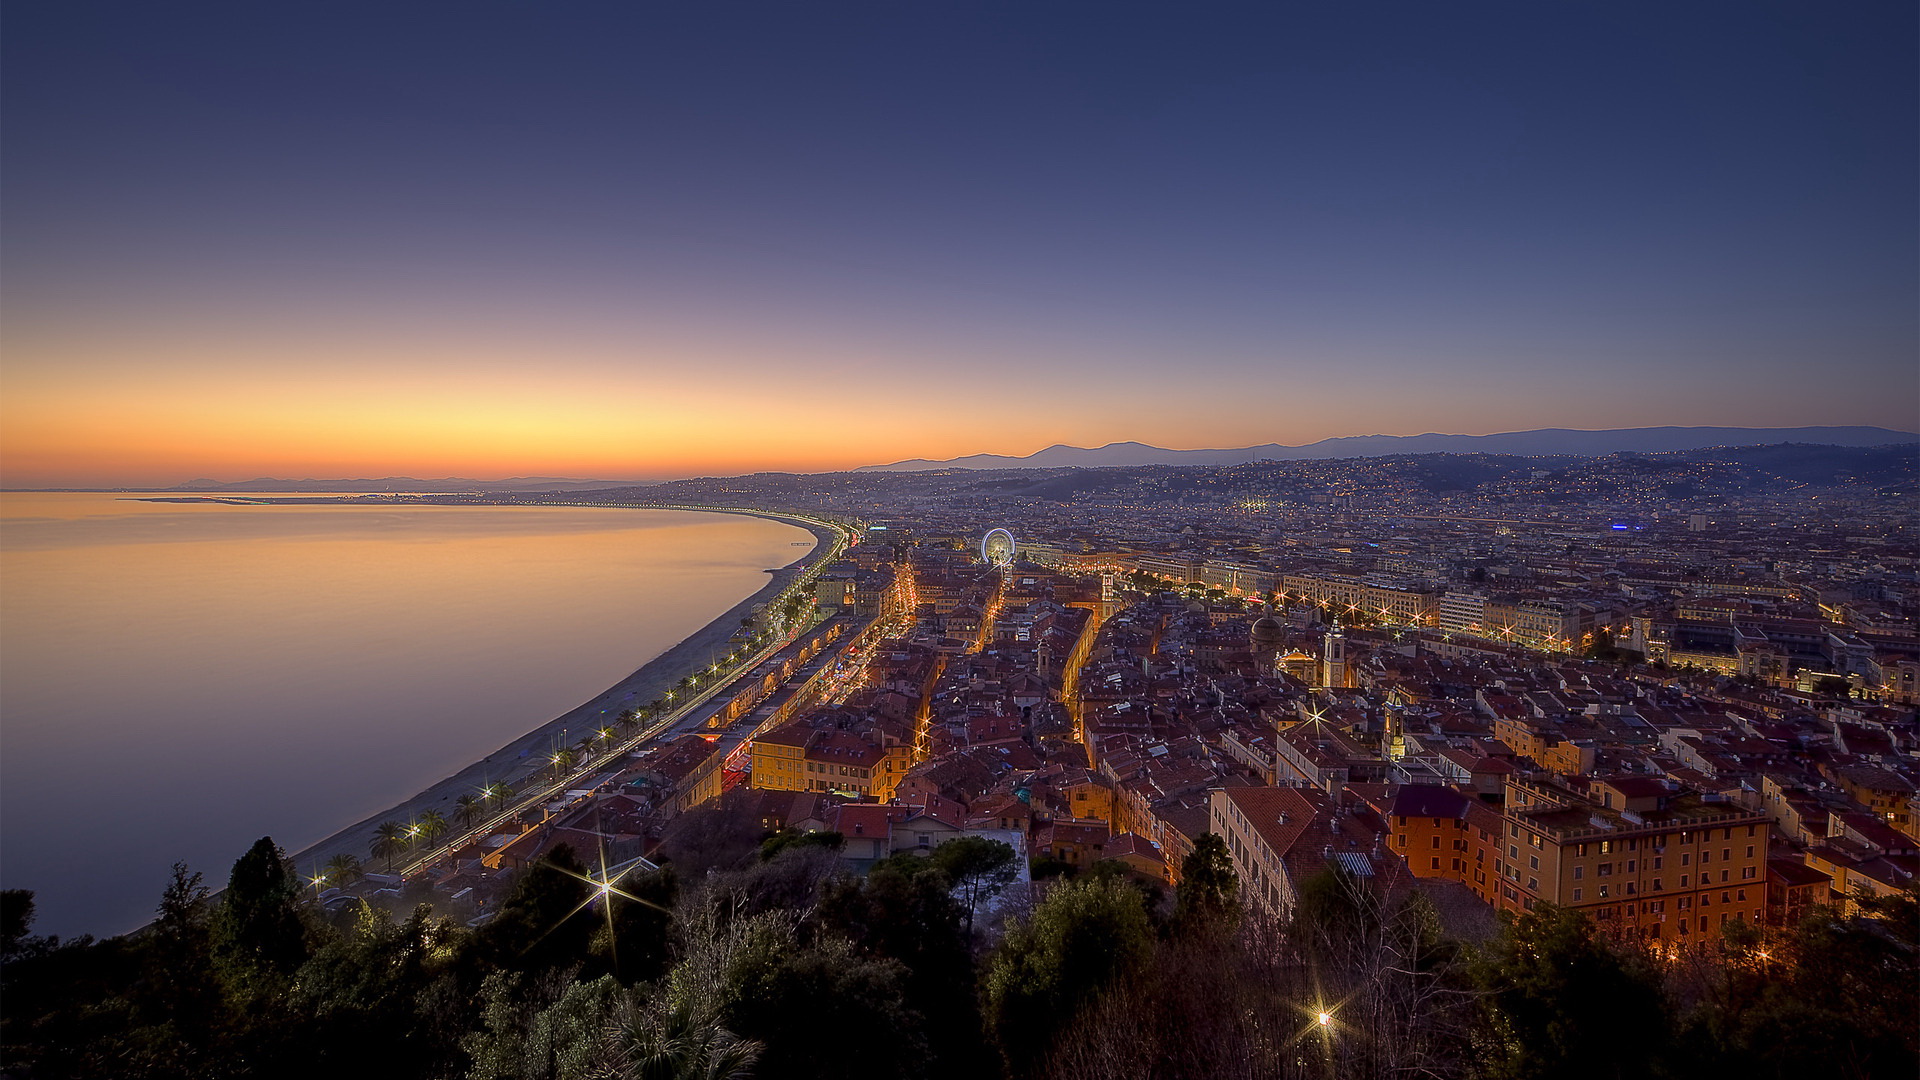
[0,493,812,937]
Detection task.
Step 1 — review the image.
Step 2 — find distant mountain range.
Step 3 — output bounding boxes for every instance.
[858,426,1920,472]
[159,476,649,493]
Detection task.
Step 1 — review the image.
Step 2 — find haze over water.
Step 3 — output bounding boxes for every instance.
[0,493,813,937]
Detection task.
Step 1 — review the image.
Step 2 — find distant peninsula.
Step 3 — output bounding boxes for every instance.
[18,476,656,494]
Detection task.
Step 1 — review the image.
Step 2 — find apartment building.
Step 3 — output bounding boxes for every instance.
[1387,775,1773,940]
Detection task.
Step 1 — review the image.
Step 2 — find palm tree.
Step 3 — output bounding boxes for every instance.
[485,782,511,808]
[599,995,760,1080]
[372,821,405,873]
[455,793,483,829]
[324,853,362,887]
[418,809,448,846]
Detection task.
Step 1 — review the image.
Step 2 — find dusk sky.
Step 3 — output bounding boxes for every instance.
[4,2,1915,488]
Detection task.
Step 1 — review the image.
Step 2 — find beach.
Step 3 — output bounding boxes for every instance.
[284,510,837,878]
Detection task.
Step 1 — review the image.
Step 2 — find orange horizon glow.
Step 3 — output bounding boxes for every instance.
[6,324,1907,489]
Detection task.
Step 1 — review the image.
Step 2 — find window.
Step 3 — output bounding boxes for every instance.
[1573,888,1583,901]
[1627,860,1636,873]
[1652,857,1663,870]
[1722,848,1731,861]
[1742,866,1756,880]
[1577,843,1588,856]
[1509,845,1519,859]
[1626,882,1637,895]
[1529,856,1539,870]
[1598,885,1609,898]
[1721,870,1730,883]
[1599,863,1612,876]
[1431,857,1441,869]
[1653,879,1663,891]
[1680,874,1689,886]
[1531,833,1543,849]
[1747,825,1757,837]
[1681,853,1690,865]
[1574,866,1584,880]
[1702,850,1711,864]
[1432,836,1441,849]
[1397,835,1407,846]
[1723,828,1732,840]
[1745,845,1754,858]
[1600,840,1613,854]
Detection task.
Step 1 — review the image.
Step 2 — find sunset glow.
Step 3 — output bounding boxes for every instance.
[4,4,1912,488]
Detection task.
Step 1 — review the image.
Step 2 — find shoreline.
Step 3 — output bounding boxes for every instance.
[283,507,839,880]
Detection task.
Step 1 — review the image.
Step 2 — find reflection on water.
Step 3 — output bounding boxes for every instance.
[0,493,811,937]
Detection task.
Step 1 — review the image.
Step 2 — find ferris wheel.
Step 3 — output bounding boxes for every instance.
[982,528,1016,568]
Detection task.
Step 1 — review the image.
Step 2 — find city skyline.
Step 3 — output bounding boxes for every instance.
[5,3,1916,488]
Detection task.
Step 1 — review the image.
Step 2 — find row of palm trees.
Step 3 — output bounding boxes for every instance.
[364,782,515,873]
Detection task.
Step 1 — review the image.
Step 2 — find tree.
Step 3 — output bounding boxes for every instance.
[418,809,448,846]
[213,836,309,984]
[598,987,762,1080]
[129,862,225,1067]
[984,875,1153,1078]
[698,913,924,1080]
[1672,899,1919,1080]
[372,820,405,872]
[818,857,987,1080]
[1172,831,1240,932]
[1471,903,1669,1080]
[1,889,35,957]
[757,828,845,862]
[468,844,595,975]
[927,835,1018,938]
[587,867,678,986]
[323,853,363,887]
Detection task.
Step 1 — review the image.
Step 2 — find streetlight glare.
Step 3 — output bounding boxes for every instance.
[1317,1011,1332,1027]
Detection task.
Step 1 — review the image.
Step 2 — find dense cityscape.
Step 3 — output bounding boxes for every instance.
[5,1,1914,1076]
[6,442,1913,1078]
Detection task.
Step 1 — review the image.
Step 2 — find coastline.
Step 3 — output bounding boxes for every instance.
[283,509,838,880]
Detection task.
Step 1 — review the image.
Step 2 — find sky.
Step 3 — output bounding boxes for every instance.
[4,1,1915,487]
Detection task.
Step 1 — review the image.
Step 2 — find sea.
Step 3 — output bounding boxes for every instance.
[0,492,814,938]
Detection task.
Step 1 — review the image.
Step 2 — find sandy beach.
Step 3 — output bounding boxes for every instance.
[284,510,838,878]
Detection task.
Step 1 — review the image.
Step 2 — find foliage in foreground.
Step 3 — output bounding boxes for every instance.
[1,827,1914,1080]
